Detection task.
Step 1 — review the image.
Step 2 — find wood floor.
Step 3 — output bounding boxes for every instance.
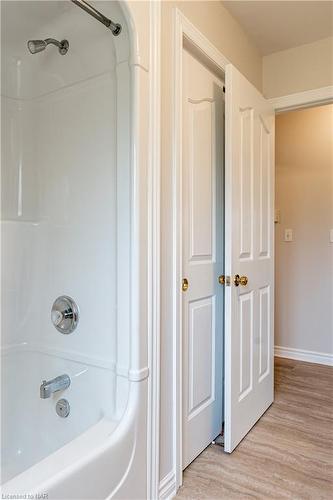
[176,357,333,499]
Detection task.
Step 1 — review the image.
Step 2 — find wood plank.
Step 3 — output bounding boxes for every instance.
[176,357,333,499]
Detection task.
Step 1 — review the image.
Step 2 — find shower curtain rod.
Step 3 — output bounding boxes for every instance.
[71,0,122,36]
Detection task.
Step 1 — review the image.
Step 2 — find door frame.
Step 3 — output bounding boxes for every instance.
[171,9,230,489]
[147,2,161,499]
[269,86,333,113]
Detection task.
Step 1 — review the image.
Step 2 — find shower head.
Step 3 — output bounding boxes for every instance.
[27,38,69,55]
[27,40,46,54]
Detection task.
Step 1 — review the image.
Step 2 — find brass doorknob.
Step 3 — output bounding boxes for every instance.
[218,275,225,285]
[182,278,189,292]
[234,274,248,287]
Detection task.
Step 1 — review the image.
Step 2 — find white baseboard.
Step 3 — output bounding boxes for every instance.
[159,471,177,499]
[275,346,333,366]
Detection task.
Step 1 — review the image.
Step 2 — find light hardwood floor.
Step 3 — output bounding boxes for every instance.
[176,357,333,499]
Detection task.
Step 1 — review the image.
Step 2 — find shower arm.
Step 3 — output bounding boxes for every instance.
[71,0,121,36]
[45,38,66,49]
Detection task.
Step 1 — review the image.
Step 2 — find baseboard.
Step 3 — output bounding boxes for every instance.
[159,471,177,499]
[275,346,333,366]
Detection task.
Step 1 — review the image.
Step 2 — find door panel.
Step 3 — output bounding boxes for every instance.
[182,48,224,468]
[259,118,271,258]
[188,297,215,416]
[239,108,254,260]
[259,286,270,381]
[188,100,215,260]
[224,64,274,453]
[239,291,253,399]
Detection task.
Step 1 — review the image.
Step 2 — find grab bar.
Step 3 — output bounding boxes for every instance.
[71,0,122,36]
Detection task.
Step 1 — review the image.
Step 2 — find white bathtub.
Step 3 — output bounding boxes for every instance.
[1,345,117,483]
[1,344,148,499]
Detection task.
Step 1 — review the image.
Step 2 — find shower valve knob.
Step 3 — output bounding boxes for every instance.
[51,296,79,334]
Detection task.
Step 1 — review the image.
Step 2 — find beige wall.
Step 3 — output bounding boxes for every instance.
[162,1,263,91]
[159,0,262,484]
[275,105,333,357]
[263,36,333,98]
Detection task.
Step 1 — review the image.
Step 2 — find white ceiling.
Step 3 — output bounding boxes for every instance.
[223,1,333,55]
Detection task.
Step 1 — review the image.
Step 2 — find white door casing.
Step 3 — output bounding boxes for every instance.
[224,64,275,452]
[182,48,224,468]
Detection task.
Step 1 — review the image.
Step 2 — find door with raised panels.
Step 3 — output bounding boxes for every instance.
[182,48,224,468]
[224,64,275,452]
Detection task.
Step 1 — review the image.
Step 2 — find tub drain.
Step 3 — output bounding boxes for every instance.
[56,398,70,418]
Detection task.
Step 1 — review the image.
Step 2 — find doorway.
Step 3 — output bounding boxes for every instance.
[275,104,333,364]
[178,26,275,475]
[172,10,275,488]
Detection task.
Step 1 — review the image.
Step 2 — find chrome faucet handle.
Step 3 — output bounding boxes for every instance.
[51,296,79,334]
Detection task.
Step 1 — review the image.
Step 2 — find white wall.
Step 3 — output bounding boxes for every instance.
[263,36,333,98]
[275,104,333,359]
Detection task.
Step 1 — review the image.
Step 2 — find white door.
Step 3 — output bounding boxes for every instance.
[182,48,224,468]
[224,64,275,452]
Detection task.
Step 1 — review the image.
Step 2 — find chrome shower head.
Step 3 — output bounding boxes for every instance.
[27,38,69,55]
[27,40,47,54]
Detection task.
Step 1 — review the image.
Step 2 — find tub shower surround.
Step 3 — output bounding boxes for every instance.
[1,0,155,497]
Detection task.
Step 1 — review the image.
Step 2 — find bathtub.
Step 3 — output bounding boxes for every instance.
[1,345,148,499]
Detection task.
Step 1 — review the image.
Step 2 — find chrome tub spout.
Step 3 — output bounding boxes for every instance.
[40,374,71,399]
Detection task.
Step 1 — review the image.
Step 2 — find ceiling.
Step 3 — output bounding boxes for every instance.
[223,1,333,55]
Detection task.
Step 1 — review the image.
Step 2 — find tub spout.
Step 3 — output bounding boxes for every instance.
[40,374,71,399]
